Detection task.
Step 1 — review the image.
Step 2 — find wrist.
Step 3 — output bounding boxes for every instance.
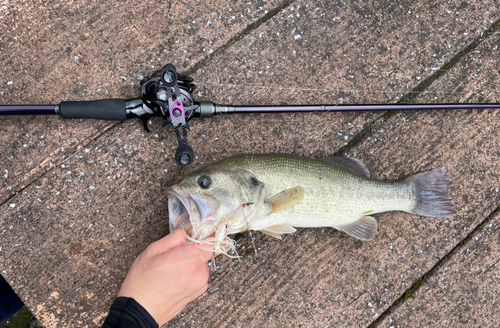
[117,292,162,324]
[102,297,159,328]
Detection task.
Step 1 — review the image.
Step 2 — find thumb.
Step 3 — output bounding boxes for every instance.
[149,229,188,255]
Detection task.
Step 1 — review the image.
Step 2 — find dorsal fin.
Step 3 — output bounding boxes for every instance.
[334,216,378,241]
[266,186,305,214]
[321,156,371,178]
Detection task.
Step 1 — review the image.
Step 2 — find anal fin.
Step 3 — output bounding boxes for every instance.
[261,224,297,240]
[334,216,378,241]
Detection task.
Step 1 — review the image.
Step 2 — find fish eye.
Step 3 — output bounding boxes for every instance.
[198,175,212,189]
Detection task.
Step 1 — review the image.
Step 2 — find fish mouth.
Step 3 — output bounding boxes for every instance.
[167,186,241,257]
[167,186,196,235]
[167,186,217,241]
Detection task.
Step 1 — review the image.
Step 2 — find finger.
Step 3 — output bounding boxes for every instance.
[183,242,215,262]
[197,233,219,261]
[149,229,188,255]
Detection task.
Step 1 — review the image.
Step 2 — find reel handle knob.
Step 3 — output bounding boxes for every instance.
[161,64,178,86]
[175,144,195,166]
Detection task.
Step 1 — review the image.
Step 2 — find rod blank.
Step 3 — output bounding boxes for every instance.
[232,103,500,113]
[0,105,58,116]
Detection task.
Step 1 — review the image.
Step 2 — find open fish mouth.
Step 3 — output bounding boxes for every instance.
[167,186,195,235]
[167,185,218,241]
[167,185,240,257]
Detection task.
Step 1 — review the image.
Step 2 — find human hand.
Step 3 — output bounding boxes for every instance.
[118,229,214,326]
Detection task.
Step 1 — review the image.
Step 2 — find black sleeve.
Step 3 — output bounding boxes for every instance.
[101,297,159,328]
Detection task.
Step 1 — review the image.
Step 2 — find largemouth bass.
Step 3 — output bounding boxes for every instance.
[167,154,453,255]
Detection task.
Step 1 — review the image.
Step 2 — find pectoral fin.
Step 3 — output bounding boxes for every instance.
[267,186,305,214]
[261,224,297,239]
[334,216,378,241]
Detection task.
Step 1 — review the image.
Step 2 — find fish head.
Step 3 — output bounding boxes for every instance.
[167,167,262,241]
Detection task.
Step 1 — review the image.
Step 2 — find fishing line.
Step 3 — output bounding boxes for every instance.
[242,203,258,258]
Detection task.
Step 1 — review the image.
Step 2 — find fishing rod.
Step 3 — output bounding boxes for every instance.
[1,63,499,165]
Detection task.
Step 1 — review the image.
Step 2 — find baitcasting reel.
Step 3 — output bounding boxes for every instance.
[126,64,233,165]
[133,64,197,165]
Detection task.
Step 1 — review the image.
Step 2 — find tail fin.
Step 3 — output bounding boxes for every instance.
[404,167,454,218]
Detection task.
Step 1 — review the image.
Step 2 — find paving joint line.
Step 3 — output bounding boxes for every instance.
[397,17,500,105]
[368,205,500,327]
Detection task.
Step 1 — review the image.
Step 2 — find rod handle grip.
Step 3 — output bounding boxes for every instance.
[59,99,127,121]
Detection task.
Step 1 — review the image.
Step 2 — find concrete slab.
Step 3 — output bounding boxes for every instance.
[166,3,500,327]
[0,0,289,204]
[0,1,499,328]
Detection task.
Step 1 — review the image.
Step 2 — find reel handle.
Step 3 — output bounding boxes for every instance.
[175,144,195,166]
[161,64,178,86]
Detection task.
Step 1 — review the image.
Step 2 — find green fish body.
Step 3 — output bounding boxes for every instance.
[167,154,453,249]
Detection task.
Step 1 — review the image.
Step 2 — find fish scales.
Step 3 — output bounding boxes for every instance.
[211,154,414,230]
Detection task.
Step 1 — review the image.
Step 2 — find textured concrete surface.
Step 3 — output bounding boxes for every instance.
[0,0,288,205]
[0,0,499,327]
[375,212,500,328]
[373,25,500,328]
